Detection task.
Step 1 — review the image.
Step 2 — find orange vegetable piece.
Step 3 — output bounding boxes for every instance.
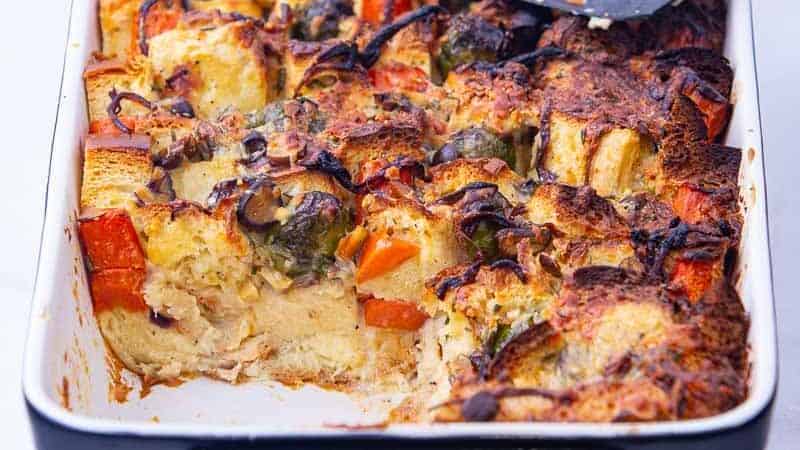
[670,258,716,302]
[142,1,182,37]
[685,86,730,140]
[356,231,419,283]
[360,0,411,25]
[130,0,183,55]
[337,226,369,260]
[363,298,428,331]
[78,210,145,271]
[369,64,428,93]
[90,269,147,313]
[672,184,711,224]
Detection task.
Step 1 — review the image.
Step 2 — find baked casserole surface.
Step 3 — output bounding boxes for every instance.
[79,0,746,423]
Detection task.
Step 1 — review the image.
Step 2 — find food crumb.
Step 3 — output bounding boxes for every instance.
[60,377,71,411]
[588,17,613,30]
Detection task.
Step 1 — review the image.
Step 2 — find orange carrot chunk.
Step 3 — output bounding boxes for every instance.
[670,258,716,302]
[363,298,428,331]
[90,269,147,313]
[78,210,146,271]
[337,226,369,260]
[356,231,419,283]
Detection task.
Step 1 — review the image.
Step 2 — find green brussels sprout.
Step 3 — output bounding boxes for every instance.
[267,191,350,278]
[291,0,352,42]
[438,14,508,77]
[446,127,515,168]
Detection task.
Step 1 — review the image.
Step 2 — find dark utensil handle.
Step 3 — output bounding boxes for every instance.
[527,0,673,20]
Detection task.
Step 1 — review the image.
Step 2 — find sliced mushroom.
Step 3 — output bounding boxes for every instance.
[266,132,309,167]
[538,253,562,278]
[488,259,527,283]
[360,5,445,68]
[242,130,267,154]
[207,178,239,209]
[504,46,568,68]
[169,98,195,118]
[237,180,282,231]
[461,391,499,422]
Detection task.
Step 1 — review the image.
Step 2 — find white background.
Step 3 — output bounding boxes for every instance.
[0,1,796,448]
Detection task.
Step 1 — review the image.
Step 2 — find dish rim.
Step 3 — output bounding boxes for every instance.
[22,0,778,441]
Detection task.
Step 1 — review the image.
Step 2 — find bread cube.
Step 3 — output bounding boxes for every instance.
[147,21,277,119]
[99,0,139,57]
[444,62,538,136]
[424,158,524,204]
[541,113,588,186]
[84,58,156,123]
[170,152,244,204]
[80,134,153,210]
[525,184,628,239]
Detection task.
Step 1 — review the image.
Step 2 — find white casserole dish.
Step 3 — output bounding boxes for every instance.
[23,0,777,446]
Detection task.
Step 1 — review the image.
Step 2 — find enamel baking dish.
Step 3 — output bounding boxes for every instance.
[22,0,777,448]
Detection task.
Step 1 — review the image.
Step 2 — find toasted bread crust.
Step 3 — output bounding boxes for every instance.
[81,136,153,210]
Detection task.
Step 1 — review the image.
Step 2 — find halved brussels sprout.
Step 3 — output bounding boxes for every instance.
[291,0,353,41]
[438,14,508,77]
[435,127,515,168]
[267,191,350,278]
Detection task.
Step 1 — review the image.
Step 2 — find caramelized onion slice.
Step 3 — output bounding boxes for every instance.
[299,149,357,192]
[360,5,445,68]
[106,90,155,134]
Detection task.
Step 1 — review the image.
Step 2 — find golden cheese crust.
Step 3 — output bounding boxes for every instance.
[81,0,745,424]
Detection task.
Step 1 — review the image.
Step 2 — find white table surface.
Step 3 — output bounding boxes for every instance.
[0,1,796,448]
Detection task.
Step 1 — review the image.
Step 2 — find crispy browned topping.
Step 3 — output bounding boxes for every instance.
[84,0,747,424]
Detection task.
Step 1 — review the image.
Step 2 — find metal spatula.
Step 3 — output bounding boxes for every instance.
[530,0,674,20]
